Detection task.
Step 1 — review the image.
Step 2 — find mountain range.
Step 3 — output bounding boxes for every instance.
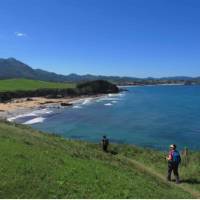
[0,57,198,83]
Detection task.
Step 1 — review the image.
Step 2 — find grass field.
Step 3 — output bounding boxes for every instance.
[0,79,76,92]
[0,121,199,198]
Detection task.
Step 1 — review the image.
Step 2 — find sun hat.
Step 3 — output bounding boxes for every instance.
[170,144,176,149]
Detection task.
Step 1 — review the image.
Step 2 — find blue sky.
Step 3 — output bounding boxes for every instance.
[0,0,200,77]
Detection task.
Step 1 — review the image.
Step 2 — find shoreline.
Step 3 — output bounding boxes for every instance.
[118,83,185,87]
[0,94,107,120]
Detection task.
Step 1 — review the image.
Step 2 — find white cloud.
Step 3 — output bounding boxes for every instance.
[14,32,27,37]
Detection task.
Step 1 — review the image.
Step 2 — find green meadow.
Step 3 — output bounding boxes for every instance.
[0,79,75,92]
[0,121,200,198]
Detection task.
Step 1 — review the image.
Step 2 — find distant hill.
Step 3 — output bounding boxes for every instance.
[0,58,141,83]
[0,58,73,82]
[0,57,199,83]
[0,58,37,79]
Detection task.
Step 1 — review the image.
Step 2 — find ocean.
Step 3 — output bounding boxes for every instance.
[13,85,200,150]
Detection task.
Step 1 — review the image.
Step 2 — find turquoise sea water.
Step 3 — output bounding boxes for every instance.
[16,85,200,150]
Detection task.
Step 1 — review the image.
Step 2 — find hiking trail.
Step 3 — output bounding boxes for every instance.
[116,155,200,199]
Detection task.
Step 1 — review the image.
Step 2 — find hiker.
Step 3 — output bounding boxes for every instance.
[101,135,109,152]
[166,144,181,184]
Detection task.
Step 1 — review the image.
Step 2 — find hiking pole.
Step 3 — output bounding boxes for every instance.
[182,147,189,167]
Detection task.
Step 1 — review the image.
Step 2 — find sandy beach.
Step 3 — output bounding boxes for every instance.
[0,94,106,120]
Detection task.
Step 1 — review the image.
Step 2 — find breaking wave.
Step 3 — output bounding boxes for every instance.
[104,103,113,106]
[23,117,46,125]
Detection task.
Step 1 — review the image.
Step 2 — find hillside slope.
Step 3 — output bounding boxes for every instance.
[0,58,70,82]
[0,121,199,198]
[0,58,36,79]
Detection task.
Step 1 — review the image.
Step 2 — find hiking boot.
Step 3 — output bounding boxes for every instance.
[175,176,180,184]
[167,177,171,182]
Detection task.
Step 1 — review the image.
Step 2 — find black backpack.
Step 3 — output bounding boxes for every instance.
[102,138,109,146]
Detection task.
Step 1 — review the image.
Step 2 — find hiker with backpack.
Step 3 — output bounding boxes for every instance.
[166,144,181,184]
[101,135,109,152]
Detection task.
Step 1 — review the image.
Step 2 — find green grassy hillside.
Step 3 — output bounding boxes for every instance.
[0,79,75,92]
[0,121,199,198]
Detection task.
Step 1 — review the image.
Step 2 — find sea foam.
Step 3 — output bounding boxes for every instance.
[7,113,37,122]
[23,117,46,125]
[7,108,53,122]
[73,105,82,109]
[104,103,113,106]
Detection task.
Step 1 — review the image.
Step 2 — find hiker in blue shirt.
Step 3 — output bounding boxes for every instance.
[166,144,181,184]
